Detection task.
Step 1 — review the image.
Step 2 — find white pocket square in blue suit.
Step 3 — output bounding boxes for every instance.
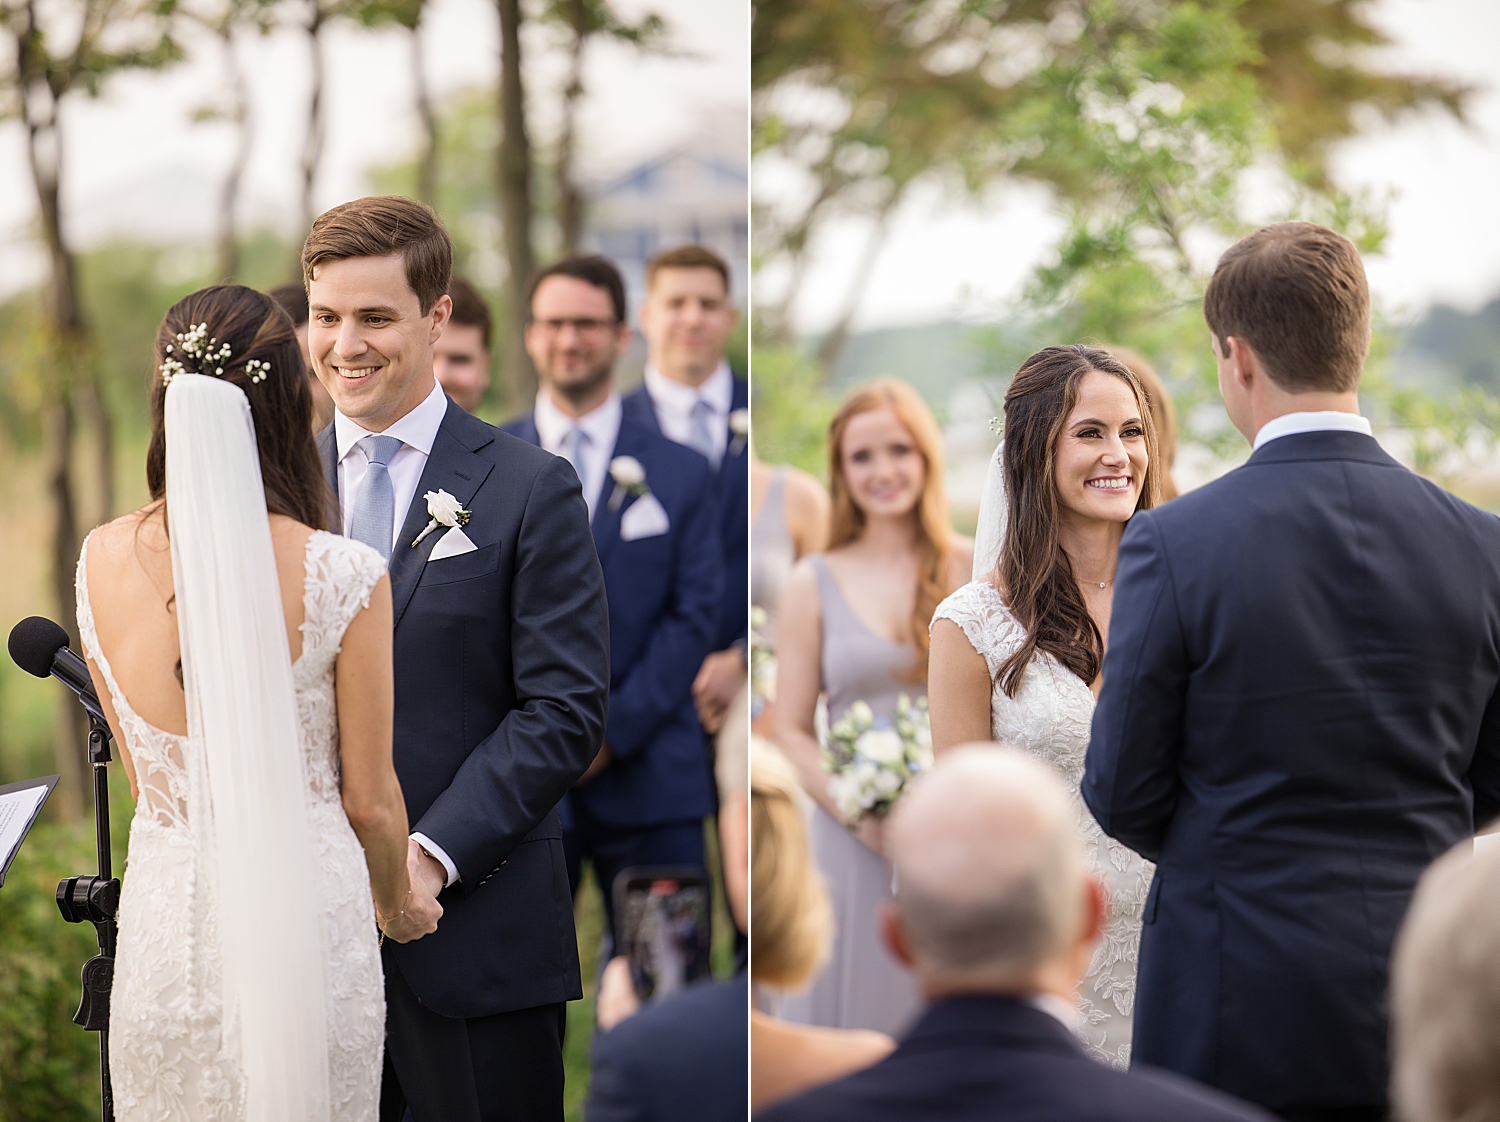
[619,492,670,541]
[428,525,478,560]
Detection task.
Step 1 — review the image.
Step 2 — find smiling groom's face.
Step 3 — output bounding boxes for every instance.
[308,253,452,432]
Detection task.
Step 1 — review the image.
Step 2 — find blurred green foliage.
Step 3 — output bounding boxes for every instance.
[0,771,133,1119]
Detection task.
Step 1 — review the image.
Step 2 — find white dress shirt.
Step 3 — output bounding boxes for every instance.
[332,378,459,888]
[643,360,734,462]
[333,379,450,553]
[1252,410,1373,452]
[533,390,622,520]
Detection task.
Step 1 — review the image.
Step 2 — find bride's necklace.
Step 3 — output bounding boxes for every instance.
[1076,571,1115,590]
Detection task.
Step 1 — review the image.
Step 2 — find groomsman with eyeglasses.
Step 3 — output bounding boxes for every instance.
[503,255,724,946]
[625,246,748,738]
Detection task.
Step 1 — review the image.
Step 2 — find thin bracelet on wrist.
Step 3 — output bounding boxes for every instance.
[376,885,413,947]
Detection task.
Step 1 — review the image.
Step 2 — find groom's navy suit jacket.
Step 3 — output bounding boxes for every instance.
[1084,430,1500,1110]
[623,376,749,654]
[318,399,610,1020]
[502,407,722,828]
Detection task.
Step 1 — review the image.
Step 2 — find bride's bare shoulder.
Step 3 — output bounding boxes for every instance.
[267,513,317,553]
[87,504,168,563]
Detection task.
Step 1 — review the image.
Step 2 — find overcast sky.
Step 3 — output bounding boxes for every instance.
[0,0,747,297]
[767,0,1500,336]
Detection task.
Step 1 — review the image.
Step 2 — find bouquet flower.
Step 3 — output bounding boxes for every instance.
[822,695,932,824]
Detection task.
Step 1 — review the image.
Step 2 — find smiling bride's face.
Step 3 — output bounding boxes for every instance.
[1053,370,1149,527]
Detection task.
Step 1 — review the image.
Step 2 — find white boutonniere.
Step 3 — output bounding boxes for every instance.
[607,455,649,513]
[728,408,750,457]
[411,488,472,547]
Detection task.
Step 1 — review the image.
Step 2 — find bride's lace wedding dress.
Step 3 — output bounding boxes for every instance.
[932,579,1152,1068]
[78,529,389,1121]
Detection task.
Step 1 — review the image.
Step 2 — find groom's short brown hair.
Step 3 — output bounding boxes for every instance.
[1203,221,1370,394]
[302,196,452,315]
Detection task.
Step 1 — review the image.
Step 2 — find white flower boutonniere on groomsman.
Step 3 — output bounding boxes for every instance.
[411,488,472,547]
[607,456,649,512]
[728,409,749,457]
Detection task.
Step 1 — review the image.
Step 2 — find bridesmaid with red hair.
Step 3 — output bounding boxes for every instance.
[774,377,971,1035]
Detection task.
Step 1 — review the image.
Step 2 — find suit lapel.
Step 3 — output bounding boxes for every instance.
[389,404,496,629]
[623,387,662,437]
[592,416,654,568]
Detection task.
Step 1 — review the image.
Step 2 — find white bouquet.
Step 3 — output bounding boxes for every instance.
[750,605,776,717]
[821,695,932,824]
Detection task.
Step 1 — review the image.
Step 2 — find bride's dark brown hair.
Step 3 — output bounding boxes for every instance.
[994,345,1160,697]
[145,285,334,532]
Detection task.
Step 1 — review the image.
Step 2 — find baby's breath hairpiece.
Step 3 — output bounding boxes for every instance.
[158,322,270,387]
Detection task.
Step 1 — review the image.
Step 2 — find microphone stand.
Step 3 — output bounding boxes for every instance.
[55,711,118,1122]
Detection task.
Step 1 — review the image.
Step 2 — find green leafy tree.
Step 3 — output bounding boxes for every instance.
[753,0,1471,365]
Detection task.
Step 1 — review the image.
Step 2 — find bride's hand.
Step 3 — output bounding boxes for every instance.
[378,844,444,943]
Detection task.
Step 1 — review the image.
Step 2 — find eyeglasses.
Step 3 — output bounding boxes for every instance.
[530,317,619,335]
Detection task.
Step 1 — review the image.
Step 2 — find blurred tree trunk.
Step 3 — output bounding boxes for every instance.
[817,204,893,370]
[555,0,588,255]
[216,22,252,282]
[497,0,537,408]
[17,0,89,817]
[300,5,328,246]
[410,16,437,204]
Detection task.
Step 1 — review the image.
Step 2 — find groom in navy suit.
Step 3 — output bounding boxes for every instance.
[304,197,610,1122]
[1085,222,1500,1121]
[503,255,723,943]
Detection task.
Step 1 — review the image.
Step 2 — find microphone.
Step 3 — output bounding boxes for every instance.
[8,616,108,724]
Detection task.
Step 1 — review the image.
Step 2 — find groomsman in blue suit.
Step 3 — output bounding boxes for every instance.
[625,246,747,737]
[504,255,724,941]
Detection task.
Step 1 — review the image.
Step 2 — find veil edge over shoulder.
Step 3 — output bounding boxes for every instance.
[972,439,1007,582]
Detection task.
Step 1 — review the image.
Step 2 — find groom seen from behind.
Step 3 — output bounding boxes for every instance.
[1084,222,1500,1121]
[305,196,611,1122]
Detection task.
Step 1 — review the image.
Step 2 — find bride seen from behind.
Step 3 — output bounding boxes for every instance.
[79,285,436,1121]
[774,377,971,1036]
[928,344,1159,1068]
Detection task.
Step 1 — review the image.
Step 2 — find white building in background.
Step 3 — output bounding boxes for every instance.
[584,115,748,319]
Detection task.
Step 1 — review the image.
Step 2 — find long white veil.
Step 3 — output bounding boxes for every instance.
[165,373,331,1120]
[972,439,1007,581]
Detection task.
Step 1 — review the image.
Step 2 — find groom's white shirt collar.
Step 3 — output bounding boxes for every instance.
[333,380,460,889]
[332,379,449,549]
[1252,410,1372,453]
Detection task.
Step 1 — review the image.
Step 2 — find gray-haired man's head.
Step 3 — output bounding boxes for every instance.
[881,745,1102,998]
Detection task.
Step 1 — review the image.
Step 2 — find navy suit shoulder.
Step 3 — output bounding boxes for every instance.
[755,997,1271,1122]
[587,974,748,1122]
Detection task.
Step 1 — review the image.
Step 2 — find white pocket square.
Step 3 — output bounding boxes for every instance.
[428,525,478,560]
[619,492,670,541]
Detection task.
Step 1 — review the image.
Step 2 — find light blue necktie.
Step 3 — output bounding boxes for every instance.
[561,427,587,476]
[349,434,403,562]
[688,398,720,470]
